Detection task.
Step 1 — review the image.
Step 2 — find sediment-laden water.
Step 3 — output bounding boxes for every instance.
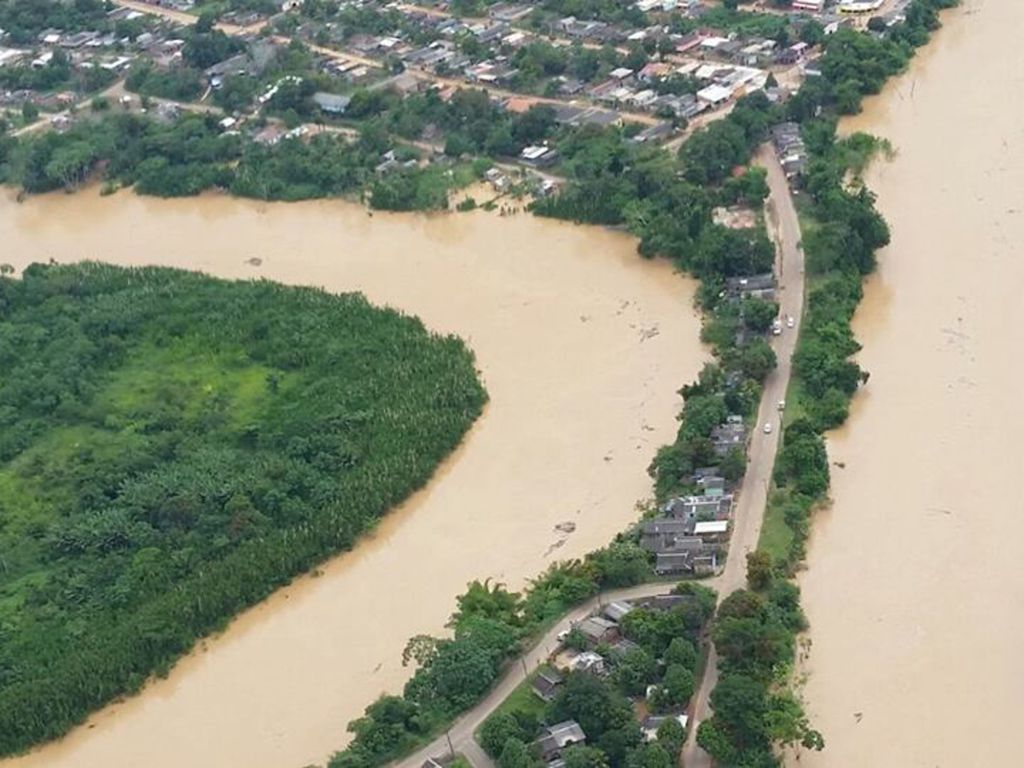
[796,2,1024,764]
[0,191,705,768]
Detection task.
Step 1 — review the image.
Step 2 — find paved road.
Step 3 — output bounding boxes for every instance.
[393,579,721,768]
[680,145,807,768]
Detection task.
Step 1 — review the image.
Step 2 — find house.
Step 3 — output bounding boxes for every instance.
[0,48,27,68]
[792,0,825,11]
[641,518,693,552]
[489,3,534,22]
[520,145,559,167]
[370,71,422,96]
[693,519,729,542]
[569,650,607,675]
[725,273,776,300]
[577,616,619,646]
[607,637,642,662]
[532,666,565,702]
[641,715,689,742]
[484,167,511,192]
[697,84,732,108]
[635,593,691,612]
[697,475,726,497]
[710,421,746,456]
[608,67,635,83]
[655,544,717,576]
[663,494,732,523]
[537,721,587,762]
[313,92,351,114]
[602,601,634,623]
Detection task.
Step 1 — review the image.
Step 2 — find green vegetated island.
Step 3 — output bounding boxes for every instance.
[0,262,486,755]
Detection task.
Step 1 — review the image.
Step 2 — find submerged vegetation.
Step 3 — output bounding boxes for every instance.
[0,262,486,756]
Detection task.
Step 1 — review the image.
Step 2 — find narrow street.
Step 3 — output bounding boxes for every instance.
[393,580,724,768]
[680,144,806,768]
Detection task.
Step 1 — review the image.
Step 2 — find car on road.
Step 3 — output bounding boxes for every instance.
[772,319,782,336]
[777,400,786,411]
[763,422,773,434]
[786,315,795,328]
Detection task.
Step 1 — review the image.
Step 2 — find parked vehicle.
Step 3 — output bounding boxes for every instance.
[763,422,773,434]
[786,315,795,328]
[772,319,782,336]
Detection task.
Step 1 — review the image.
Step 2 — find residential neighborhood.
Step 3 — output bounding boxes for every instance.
[1,0,916,173]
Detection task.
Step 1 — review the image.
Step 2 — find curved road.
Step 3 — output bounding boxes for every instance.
[394,579,722,768]
[680,145,807,767]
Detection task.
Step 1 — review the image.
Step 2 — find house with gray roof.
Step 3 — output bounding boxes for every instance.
[537,721,587,761]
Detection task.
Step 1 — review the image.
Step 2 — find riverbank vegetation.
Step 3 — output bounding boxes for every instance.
[0,110,472,209]
[697,1,959,764]
[327,547,678,768]
[0,262,486,757]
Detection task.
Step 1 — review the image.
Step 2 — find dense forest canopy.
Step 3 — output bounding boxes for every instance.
[0,262,486,756]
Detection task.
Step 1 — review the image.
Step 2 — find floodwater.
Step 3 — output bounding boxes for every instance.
[796,1,1024,765]
[0,190,705,768]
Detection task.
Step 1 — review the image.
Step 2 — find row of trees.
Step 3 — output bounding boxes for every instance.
[0,262,487,756]
[1,111,463,210]
[695,557,821,766]
[328,545,689,768]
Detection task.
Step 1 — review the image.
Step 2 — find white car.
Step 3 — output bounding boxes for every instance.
[777,400,786,411]
[763,422,773,434]
[786,316,795,329]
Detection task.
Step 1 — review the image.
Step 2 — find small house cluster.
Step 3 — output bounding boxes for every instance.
[640,488,733,576]
[771,122,808,181]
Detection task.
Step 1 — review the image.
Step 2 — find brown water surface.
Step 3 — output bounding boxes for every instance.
[796,1,1024,764]
[0,192,705,768]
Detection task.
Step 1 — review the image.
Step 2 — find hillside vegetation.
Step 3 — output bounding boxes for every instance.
[0,262,486,756]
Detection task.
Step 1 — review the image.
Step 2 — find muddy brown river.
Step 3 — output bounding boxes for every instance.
[0,191,705,767]
[796,1,1024,765]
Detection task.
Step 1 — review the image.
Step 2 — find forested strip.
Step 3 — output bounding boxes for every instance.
[695,2,960,765]
[0,262,486,756]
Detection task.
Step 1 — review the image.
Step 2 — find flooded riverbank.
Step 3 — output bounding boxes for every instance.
[0,190,705,768]
[796,1,1024,764]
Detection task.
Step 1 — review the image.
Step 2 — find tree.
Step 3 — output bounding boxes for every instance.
[481,713,527,758]
[550,672,635,742]
[655,717,685,756]
[734,339,777,382]
[21,102,39,122]
[765,691,824,751]
[740,297,779,333]
[663,637,697,670]
[612,647,658,696]
[563,745,610,768]
[746,551,773,591]
[498,739,534,768]
[660,664,695,708]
